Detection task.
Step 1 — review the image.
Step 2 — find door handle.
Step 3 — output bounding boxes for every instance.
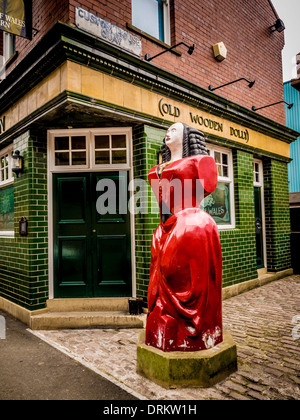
[92,229,96,233]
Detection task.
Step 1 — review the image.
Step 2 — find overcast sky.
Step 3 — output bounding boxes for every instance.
[271,0,300,82]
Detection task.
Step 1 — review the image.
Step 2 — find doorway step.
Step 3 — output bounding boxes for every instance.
[30,298,146,330]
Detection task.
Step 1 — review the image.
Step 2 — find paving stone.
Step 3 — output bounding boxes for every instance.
[229,391,253,400]
[30,275,300,400]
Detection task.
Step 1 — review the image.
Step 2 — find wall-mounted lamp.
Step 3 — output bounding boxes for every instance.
[267,0,285,33]
[209,78,255,92]
[19,217,28,237]
[252,101,293,112]
[270,18,285,33]
[145,42,195,62]
[11,150,23,178]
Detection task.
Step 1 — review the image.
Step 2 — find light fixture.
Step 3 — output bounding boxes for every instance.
[11,150,23,177]
[252,101,293,112]
[144,42,195,62]
[209,78,255,92]
[270,18,285,33]
[267,0,285,33]
[19,217,28,236]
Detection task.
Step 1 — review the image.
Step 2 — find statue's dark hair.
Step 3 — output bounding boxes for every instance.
[161,123,208,163]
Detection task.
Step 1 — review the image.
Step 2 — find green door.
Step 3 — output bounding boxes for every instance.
[53,172,131,298]
[254,186,264,269]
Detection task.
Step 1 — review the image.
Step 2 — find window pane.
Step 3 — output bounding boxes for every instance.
[71,136,86,150]
[0,185,14,232]
[112,150,127,164]
[95,135,110,149]
[201,182,231,225]
[55,137,69,151]
[55,152,69,166]
[214,151,221,164]
[223,165,228,177]
[222,153,228,165]
[217,165,222,176]
[132,0,163,41]
[112,135,126,149]
[95,151,110,165]
[72,152,86,166]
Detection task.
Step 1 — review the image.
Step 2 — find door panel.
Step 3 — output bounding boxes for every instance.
[53,172,131,298]
[58,177,87,223]
[58,237,88,287]
[92,172,131,297]
[97,235,127,286]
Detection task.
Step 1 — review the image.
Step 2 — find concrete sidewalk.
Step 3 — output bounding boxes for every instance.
[1,275,300,400]
[0,309,138,400]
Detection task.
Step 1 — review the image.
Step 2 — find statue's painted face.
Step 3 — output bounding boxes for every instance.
[165,123,184,160]
[165,123,184,146]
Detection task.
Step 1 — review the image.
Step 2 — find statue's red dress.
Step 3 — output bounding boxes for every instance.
[146,155,223,352]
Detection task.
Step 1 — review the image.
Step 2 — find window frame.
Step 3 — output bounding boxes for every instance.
[3,32,16,63]
[48,128,132,172]
[253,159,263,187]
[0,144,14,237]
[0,144,14,187]
[131,0,171,45]
[205,143,235,230]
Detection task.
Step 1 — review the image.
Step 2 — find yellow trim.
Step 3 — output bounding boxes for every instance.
[0,61,290,158]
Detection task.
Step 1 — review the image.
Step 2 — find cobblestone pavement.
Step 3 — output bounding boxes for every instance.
[31,275,300,400]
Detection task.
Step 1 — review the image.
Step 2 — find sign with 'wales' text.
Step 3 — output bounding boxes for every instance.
[0,0,32,39]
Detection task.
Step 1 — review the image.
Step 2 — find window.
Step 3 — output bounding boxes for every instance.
[0,145,14,237]
[201,145,235,229]
[94,134,127,166]
[49,128,131,171]
[253,160,263,187]
[132,0,170,44]
[0,145,13,186]
[54,135,88,168]
[3,32,16,63]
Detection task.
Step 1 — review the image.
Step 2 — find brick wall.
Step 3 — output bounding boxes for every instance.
[5,0,285,125]
[133,128,292,300]
[220,149,257,286]
[9,0,69,73]
[0,122,292,308]
[132,125,163,299]
[0,130,48,310]
[133,126,261,300]
[264,159,291,271]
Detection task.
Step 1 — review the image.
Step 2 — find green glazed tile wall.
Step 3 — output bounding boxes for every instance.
[0,130,48,310]
[263,159,291,271]
[0,124,292,310]
[133,125,291,300]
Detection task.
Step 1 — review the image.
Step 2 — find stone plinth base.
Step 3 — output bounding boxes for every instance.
[137,330,237,388]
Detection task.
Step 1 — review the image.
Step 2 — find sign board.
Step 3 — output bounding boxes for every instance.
[75,6,142,57]
[0,0,32,39]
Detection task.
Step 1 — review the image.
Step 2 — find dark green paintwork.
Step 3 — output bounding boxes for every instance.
[53,172,131,298]
[254,186,264,269]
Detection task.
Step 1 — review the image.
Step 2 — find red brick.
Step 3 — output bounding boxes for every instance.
[4,0,286,125]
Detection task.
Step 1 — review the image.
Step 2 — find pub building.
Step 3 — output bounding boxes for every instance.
[0,0,298,328]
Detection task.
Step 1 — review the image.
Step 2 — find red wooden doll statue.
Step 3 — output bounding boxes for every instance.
[146,122,223,352]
